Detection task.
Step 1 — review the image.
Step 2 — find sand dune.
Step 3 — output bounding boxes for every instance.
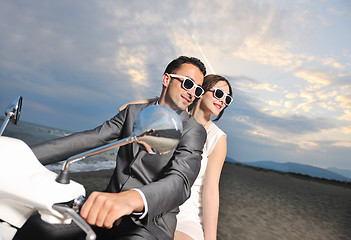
[218,162,351,240]
[70,162,351,240]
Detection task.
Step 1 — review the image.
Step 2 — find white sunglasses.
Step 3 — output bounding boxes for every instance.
[210,87,233,106]
[169,74,204,98]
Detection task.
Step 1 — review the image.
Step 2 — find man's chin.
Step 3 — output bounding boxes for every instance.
[180,101,192,110]
[171,98,192,111]
[173,104,187,112]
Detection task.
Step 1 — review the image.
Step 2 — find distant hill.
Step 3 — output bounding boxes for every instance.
[232,160,351,182]
[226,157,240,164]
[327,167,351,180]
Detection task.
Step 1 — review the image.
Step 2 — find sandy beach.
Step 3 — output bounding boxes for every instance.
[70,162,351,240]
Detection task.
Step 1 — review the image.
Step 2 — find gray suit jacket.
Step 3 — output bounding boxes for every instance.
[31,102,206,239]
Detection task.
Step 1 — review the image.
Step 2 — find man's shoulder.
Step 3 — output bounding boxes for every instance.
[183,112,203,127]
[178,114,206,150]
[125,102,150,111]
[181,113,206,136]
[121,102,152,118]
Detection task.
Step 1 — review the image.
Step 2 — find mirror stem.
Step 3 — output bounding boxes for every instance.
[55,136,136,184]
[0,113,12,136]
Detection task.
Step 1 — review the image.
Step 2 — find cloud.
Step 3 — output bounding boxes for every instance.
[284,101,294,109]
[299,91,315,100]
[295,70,331,86]
[233,39,306,70]
[0,0,178,108]
[232,87,337,134]
[331,140,351,147]
[25,100,56,114]
[232,75,278,93]
[327,6,349,16]
[236,113,343,151]
[285,93,298,99]
[237,82,277,92]
[227,81,346,154]
[343,125,351,134]
[336,95,351,109]
[266,100,281,106]
[339,110,351,121]
[1,0,351,170]
[315,90,337,101]
[115,48,149,87]
[322,58,344,69]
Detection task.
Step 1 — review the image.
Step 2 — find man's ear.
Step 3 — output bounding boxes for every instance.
[162,73,171,87]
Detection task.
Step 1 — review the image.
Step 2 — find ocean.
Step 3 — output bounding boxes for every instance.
[0,117,116,172]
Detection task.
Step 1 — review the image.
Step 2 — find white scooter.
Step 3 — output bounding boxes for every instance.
[0,96,182,240]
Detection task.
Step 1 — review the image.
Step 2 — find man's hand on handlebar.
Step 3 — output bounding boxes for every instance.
[80,190,144,229]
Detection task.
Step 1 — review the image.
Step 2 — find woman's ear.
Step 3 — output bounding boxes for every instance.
[162,73,171,87]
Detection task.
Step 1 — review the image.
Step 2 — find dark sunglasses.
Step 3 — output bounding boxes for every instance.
[211,87,233,106]
[169,74,204,98]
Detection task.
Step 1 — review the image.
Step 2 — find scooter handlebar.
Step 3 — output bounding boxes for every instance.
[52,203,96,240]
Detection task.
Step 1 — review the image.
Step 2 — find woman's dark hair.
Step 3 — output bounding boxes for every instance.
[190,74,232,121]
[164,56,207,76]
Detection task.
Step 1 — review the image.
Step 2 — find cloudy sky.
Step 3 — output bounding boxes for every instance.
[1,0,350,170]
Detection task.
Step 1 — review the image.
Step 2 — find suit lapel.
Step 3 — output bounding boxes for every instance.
[177,109,190,125]
[131,101,158,160]
[130,105,189,161]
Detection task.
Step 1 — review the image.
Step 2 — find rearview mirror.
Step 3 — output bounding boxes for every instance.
[0,96,23,136]
[56,105,183,184]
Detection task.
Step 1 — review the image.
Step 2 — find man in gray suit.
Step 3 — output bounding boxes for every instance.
[30,56,207,239]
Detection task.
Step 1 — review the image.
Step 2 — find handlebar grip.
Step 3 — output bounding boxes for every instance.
[70,195,122,227]
[52,204,96,240]
[71,195,86,212]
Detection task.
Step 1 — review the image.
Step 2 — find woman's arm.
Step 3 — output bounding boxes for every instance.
[119,98,156,112]
[202,135,227,240]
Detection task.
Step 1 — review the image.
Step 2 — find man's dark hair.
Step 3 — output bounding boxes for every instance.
[164,56,206,76]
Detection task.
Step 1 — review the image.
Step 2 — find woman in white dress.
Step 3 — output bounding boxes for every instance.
[119,74,233,240]
[174,74,232,240]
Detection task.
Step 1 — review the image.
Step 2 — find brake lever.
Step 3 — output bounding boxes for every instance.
[52,196,96,240]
